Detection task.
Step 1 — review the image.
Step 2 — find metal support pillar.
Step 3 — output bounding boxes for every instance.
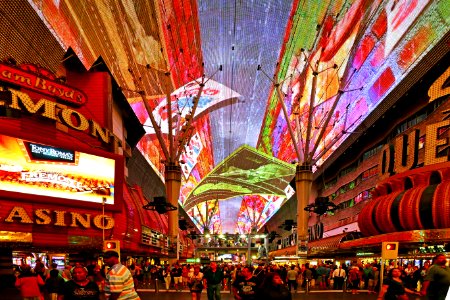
[247,234,252,265]
[264,236,269,265]
[295,163,313,265]
[165,164,181,264]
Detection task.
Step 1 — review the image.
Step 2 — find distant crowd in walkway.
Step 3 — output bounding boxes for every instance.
[11,253,450,300]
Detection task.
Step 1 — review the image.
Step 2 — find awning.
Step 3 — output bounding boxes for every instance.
[340,228,450,249]
[309,232,363,254]
[269,245,296,257]
[269,232,363,258]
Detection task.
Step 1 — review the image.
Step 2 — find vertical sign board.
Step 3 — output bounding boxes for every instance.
[381,242,399,259]
[297,240,308,258]
[103,240,121,260]
[380,241,399,286]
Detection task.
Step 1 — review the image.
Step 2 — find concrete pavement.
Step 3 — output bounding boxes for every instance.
[3,287,424,300]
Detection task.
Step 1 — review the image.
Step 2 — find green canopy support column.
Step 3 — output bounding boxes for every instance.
[296,163,313,265]
[165,163,181,264]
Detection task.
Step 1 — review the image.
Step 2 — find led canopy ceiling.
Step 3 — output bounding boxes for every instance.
[24,0,450,233]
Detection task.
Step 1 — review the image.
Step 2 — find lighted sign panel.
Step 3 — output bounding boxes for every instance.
[0,62,87,106]
[24,142,76,164]
[0,134,115,204]
[141,226,166,249]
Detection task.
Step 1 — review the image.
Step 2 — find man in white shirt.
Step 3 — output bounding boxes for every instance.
[332,265,346,290]
[286,265,299,292]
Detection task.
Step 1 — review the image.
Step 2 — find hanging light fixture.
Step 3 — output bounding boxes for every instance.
[304,196,337,215]
[143,196,177,214]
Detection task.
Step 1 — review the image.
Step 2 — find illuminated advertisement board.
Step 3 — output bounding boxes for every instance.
[0,134,116,205]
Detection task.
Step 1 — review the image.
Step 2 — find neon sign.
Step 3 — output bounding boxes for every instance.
[0,62,87,106]
[0,88,116,145]
[4,206,114,230]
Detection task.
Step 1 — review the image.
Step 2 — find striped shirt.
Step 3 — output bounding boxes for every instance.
[105,263,140,300]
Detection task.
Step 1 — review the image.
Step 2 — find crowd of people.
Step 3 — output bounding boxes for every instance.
[12,252,450,300]
[14,251,140,300]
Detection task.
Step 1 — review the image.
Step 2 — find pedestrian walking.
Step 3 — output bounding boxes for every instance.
[188,265,204,300]
[232,266,258,300]
[420,254,450,300]
[103,251,140,300]
[58,265,100,300]
[377,268,419,300]
[15,264,45,300]
[203,261,223,300]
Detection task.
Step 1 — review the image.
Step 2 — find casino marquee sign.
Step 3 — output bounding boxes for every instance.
[0,61,117,145]
[0,62,87,106]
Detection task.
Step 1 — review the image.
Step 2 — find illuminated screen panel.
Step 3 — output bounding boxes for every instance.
[132,79,239,181]
[183,145,295,211]
[187,200,222,234]
[157,0,203,87]
[0,134,115,204]
[30,0,203,110]
[140,78,242,135]
[258,0,449,167]
[236,193,291,234]
[136,111,215,187]
[236,195,268,234]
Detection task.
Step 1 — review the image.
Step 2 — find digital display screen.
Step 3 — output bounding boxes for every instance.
[258,0,448,167]
[237,194,288,234]
[187,200,222,234]
[0,134,115,204]
[183,145,295,211]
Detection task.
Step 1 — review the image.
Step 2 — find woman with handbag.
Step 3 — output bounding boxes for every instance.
[377,268,420,300]
[188,266,204,300]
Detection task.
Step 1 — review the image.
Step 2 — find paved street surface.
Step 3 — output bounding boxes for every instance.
[3,287,425,300]
[134,291,381,299]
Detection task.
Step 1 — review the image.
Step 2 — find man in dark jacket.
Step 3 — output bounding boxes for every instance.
[203,262,224,300]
